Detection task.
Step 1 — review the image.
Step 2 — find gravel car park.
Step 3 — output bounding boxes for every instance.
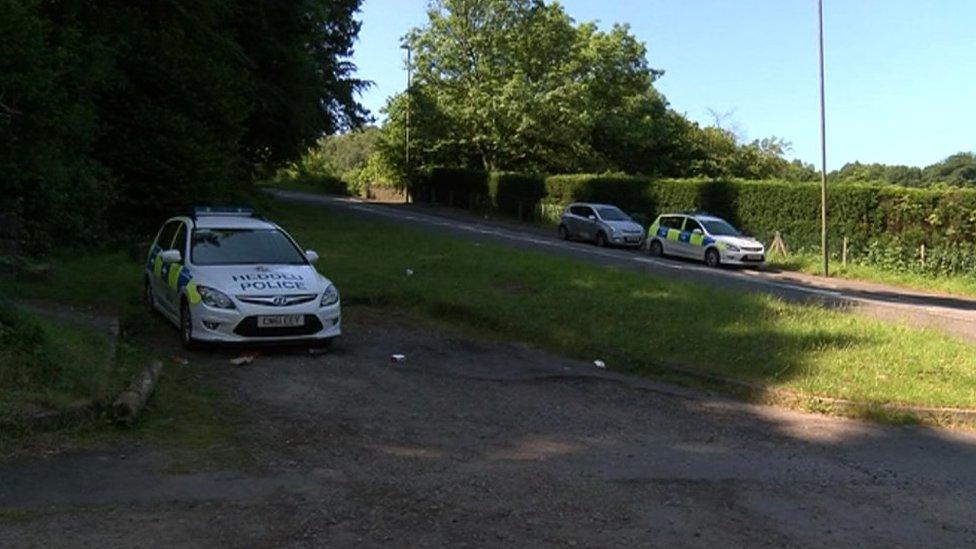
[144,207,341,348]
[558,203,645,248]
[646,212,766,267]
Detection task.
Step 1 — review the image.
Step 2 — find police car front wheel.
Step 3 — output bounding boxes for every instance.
[144,278,155,312]
[180,300,199,350]
[705,248,721,268]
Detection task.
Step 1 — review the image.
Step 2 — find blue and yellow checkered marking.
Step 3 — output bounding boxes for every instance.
[648,221,718,249]
[146,243,199,303]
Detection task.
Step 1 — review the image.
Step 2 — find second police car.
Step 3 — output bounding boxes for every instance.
[144,207,340,348]
[646,212,766,267]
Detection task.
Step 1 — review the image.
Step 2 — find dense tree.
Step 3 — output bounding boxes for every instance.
[922,152,976,186]
[831,154,976,188]
[0,0,367,251]
[378,0,815,183]
[387,0,675,174]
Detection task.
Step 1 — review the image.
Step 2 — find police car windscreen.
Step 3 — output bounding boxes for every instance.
[191,229,306,265]
[701,219,741,237]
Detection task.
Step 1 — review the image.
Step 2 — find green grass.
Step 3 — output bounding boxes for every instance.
[267,200,976,409]
[6,200,976,414]
[0,256,240,454]
[768,251,976,297]
[0,250,143,310]
[0,306,120,424]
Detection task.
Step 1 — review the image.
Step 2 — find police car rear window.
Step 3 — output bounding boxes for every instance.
[191,229,306,266]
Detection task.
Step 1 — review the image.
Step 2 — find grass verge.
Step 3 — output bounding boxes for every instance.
[268,200,976,410]
[0,303,118,421]
[768,251,976,298]
[0,258,241,457]
[275,182,976,299]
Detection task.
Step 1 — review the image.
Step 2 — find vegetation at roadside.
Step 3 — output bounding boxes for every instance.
[0,256,240,455]
[0,300,119,422]
[2,0,366,252]
[768,252,976,298]
[268,200,976,409]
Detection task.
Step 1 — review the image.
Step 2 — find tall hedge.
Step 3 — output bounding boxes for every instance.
[413,167,489,206]
[490,172,546,217]
[543,174,976,252]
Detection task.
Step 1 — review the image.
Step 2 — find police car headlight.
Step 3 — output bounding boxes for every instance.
[198,286,235,309]
[726,244,740,253]
[320,284,339,307]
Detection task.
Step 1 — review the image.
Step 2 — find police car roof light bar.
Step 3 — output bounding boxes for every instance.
[193,206,254,217]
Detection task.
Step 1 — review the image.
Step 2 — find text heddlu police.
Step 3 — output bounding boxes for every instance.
[232,272,307,291]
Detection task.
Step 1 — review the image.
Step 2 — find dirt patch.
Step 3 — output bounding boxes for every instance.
[2,307,976,547]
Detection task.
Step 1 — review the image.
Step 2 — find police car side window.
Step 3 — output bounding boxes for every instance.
[155,221,179,250]
[660,216,682,229]
[172,223,188,256]
[685,219,703,233]
[570,206,586,216]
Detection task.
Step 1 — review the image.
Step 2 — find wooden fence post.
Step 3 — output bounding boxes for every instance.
[920,244,926,267]
[842,236,848,267]
[770,231,789,257]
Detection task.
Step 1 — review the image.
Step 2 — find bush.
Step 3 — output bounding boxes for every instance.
[413,167,489,207]
[0,299,54,389]
[489,172,545,218]
[544,175,976,252]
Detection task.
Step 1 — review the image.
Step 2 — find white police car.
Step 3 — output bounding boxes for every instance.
[646,212,766,267]
[144,207,340,348]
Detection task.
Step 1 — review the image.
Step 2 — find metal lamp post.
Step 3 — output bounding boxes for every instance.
[401,43,412,202]
[818,0,829,277]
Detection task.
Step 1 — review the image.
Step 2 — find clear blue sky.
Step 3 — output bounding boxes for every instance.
[353,0,976,170]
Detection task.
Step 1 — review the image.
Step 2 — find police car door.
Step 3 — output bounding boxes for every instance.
[659,215,685,256]
[151,220,180,313]
[680,217,706,259]
[161,221,189,312]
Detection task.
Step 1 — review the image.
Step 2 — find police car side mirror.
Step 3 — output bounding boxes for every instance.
[692,228,703,235]
[159,249,182,264]
[305,250,319,263]
[587,215,596,221]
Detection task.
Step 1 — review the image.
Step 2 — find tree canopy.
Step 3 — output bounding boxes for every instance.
[372,0,814,183]
[830,153,976,187]
[1,0,366,250]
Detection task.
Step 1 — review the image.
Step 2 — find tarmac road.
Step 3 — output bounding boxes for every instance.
[2,308,975,547]
[270,189,976,341]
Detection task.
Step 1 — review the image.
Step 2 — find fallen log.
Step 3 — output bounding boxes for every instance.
[113,360,164,424]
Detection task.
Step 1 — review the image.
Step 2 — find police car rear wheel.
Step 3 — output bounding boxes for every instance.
[595,232,608,247]
[648,239,663,257]
[705,248,721,268]
[558,224,569,240]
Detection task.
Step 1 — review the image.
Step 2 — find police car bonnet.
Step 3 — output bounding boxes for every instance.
[205,265,322,293]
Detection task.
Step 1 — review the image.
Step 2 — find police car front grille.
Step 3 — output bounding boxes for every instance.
[234,315,324,337]
[740,246,763,252]
[236,294,318,307]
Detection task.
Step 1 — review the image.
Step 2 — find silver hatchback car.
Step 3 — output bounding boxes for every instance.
[558,203,645,247]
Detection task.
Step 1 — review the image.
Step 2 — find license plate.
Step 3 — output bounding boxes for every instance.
[745,254,764,261]
[257,315,304,328]
[625,236,640,243]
